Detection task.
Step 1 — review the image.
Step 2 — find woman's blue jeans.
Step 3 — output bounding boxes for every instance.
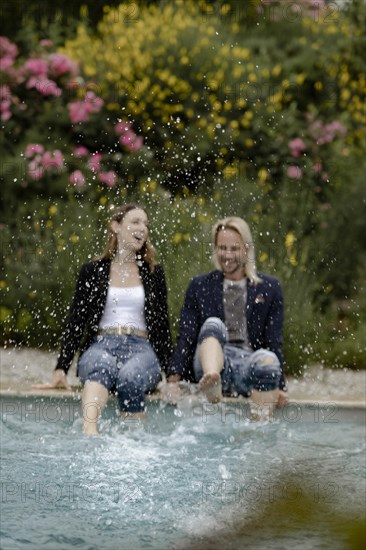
[78,334,161,413]
[193,317,281,397]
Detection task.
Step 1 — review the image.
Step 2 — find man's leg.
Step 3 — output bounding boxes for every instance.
[195,318,227,403]
[249,351,281,420]
[199,336,224,403]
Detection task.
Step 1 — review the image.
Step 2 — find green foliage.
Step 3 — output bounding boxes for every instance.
[1,1,365,372]
[184,471,366,550]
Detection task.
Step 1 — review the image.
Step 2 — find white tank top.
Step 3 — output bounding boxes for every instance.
[98,285,147,331]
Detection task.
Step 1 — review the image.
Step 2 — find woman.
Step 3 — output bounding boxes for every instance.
[34,204,173,434]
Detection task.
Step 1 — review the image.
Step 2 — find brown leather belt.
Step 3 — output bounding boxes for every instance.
[98,326,148,338]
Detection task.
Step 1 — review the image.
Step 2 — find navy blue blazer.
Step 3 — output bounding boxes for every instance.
[169,270,286,390]
[55,258,173,375]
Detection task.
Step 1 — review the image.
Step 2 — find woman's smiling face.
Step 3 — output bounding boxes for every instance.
[112,208,149,252]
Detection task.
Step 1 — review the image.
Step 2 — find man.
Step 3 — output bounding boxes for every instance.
[167,216,288,414]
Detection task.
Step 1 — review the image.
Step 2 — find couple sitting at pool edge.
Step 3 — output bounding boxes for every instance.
[33,204,287,434]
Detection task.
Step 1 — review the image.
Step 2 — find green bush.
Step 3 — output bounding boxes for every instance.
[1,1,365,372]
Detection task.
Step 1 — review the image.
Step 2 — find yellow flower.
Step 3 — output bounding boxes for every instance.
[285,232,296,249]
[70,235,79,243]
[223,165,238,179]
[48,205,58,216]
[295,73,305,85]
[173,233,182,244]
[0,306,11,322]
[289,255,298,267]
[259,252,268,263]
[258,168,268,183]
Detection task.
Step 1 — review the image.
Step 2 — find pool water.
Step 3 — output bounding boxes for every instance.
[1,396,365,550]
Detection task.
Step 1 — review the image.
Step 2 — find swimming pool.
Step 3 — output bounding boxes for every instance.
[1,395,365,549]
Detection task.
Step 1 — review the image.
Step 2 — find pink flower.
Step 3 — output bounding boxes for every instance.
[40,39,53,48]
[88,153,102,172]
[288,138,306,157]
[25,144,45,158]
[99,171,117,187]
[42,150,64,171]
[84,91,104,112]
[0,37,18,68]
[1,105,11,121]
[69,170,85,187]
[119,131,144,152]
[68,101,90,123]
[312,161,322,173]
[68,92,104,124]
[0,87,12,119]
[0,55,15,70]
[48,53,78,78]
[115,120,143,151]
[28,160,45,181]
[287,166,303,179]
[127,135,144,152]
[24,58,48,77]
[73,146,89,158]
[308,118,347,145]
[30,78,62,96]
[115,121,133,134]
[0,84,10,100]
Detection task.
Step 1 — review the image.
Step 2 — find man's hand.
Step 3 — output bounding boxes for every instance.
[32,369,71,390]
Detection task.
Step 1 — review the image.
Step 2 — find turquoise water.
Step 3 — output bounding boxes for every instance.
[1,396,365,549]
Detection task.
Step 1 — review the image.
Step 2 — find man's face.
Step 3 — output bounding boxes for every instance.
[215,228,246,278]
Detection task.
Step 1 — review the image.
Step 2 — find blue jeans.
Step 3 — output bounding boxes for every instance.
[78,334,161,413]
[193,317,281,397]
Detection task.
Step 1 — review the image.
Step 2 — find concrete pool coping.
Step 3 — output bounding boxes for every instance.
[1,347,365,409]
[1,387,365,410]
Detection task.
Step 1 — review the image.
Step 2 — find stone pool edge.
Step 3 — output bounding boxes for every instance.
[1,388,365,410]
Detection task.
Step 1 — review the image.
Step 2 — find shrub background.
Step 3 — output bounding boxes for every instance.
[1,0,365,373]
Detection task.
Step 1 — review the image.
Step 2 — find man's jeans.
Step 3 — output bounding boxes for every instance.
[193,317,281,397]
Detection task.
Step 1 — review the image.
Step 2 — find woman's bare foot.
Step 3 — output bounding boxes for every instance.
[199,372,222,403]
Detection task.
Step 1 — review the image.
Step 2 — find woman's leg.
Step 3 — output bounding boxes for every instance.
[78,339,118,434]
[116,340,161,418]
[82,382,109,435]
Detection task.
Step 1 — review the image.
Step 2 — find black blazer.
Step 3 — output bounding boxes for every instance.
[169,270,286,390]
[55,258,173,374]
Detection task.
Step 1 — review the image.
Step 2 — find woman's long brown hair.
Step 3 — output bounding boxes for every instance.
[98,203,156,271]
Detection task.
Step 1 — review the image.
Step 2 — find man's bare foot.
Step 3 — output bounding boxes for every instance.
[83,423,99,436]
[199,372,222,403]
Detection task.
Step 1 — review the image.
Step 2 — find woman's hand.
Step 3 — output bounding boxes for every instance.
[277,390,289,408]
[32,369,71,390]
